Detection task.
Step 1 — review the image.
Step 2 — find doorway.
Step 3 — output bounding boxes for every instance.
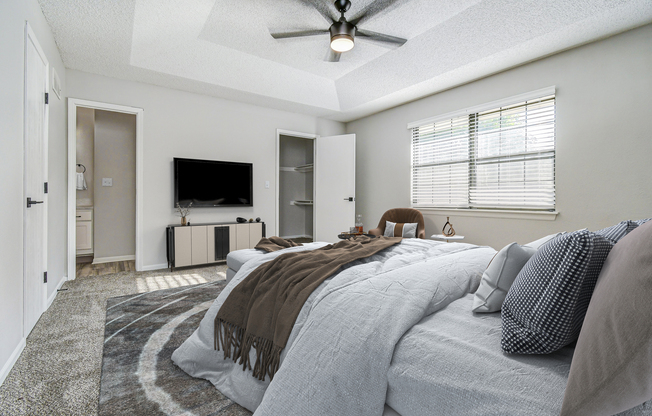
[67,99,144,277]
[277,132,315,243]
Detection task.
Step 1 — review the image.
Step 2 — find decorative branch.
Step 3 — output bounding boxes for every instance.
[176,202,192,218]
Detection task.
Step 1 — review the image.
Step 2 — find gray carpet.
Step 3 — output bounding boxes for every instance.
[99,281,250,416]
[0,264,233,415]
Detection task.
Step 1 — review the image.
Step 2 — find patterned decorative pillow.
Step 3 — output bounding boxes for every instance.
[501,229,614,354]
[634,217,652,226]
[595,220,639,243]
[384,221,417,238]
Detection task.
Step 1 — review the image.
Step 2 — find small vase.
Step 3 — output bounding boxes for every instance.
[181,217,187,226]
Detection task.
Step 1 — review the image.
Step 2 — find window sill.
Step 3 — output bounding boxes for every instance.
[416,207,558,221]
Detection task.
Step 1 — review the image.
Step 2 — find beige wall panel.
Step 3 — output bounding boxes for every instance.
[249,223,263,248]
[191,226,208,265]
[206,226,215,263]
[174,226,192,267]
[236,224,250,250]
[229,225,236,253]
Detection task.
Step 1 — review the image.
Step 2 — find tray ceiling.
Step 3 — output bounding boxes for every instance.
[38,0,652,121]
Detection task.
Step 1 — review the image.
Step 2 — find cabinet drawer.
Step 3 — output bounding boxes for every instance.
[76,210,92,221]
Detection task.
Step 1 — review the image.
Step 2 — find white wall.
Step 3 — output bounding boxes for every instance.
[0,0,67,384]
[348,24,652,249]
[66,70,345,269]
[76,107,94,206]
[94,110,137,259]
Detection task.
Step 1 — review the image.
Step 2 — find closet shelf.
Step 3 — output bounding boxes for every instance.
[294,164,313,173]
[291,200,313,206]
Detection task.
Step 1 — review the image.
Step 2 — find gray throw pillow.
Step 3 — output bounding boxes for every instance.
[595,220,639,243]
[561,221,652,416]
[501,229,613,354]
[523,232,565,250]
[472,243,536,313]
[384,221,417,238]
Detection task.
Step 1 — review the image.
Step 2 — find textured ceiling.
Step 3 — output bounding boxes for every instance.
[39,0,652,122]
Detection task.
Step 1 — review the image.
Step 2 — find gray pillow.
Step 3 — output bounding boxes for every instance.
[384,221,417,238]
[472,243,536,313]
[595,220,639,243]
[561,221,652,415]
[523,232,565,250]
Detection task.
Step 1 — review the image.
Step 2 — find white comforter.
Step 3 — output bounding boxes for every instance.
[172,239,495,415]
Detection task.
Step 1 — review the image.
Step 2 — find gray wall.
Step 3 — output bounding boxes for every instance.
[66,69,345,269]
[0,0,67,383]
[348,24,652,249]
[76,107,94,206]
[93,110,137,259]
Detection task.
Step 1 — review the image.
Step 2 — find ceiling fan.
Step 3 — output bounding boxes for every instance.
[270,0,407,62]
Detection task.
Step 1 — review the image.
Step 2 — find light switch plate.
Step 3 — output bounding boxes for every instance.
[102,178,113,187]
[265,181,270,189]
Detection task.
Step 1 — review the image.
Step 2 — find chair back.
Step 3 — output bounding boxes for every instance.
[370,208,425,239]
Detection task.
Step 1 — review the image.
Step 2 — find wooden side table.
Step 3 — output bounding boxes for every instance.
[430,234,465,243]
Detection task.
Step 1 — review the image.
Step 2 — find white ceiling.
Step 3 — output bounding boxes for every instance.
[38,0,652,122]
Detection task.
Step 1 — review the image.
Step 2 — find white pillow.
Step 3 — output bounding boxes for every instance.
[524,232,565,250]
[384,221,417,238]
[472,243,537,313]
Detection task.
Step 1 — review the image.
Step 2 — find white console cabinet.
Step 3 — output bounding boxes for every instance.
[167,221,265,269]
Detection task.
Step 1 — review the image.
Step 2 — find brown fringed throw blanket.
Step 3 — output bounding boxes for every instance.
[254,236,302,252]
[214,235,402,381]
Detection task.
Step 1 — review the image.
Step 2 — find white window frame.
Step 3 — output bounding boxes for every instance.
[408,87,559,221]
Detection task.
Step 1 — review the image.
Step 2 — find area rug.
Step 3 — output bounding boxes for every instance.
[99,281,252,416]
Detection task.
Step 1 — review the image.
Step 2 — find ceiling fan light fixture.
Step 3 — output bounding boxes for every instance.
[330,20,355,52]
[331,34,354,52]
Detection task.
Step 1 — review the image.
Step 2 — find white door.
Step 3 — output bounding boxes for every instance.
[314,134,356,242]
[23,24,49,336]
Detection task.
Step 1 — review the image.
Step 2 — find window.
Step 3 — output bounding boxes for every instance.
[410,88,555,211]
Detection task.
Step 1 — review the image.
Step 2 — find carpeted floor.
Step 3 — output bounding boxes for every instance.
[0,264,229,415]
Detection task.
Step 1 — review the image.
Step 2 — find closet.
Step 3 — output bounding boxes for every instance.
[278,135,315,242]
[276,131,357,243]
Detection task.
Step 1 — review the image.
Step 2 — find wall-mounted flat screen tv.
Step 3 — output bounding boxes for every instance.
[174,158,253,207]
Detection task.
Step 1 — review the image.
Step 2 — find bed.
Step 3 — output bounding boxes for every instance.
[173,231,652,416]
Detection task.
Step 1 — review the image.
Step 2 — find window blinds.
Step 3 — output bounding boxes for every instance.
[411,94,555,210]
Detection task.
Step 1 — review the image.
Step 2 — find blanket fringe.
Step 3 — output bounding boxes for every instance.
[215,318,283,381]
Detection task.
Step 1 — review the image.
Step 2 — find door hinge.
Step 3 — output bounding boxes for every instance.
[43,271,48,283]
[44,182,48,194]
[45,92,49,104]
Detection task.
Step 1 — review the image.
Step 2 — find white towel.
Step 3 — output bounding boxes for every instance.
[76,172,87,190]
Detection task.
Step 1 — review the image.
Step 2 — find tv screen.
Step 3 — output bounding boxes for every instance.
[174,158,253,207]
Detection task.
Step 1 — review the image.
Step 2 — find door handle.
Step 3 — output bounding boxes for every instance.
[27,197,44,208]
[344,197,354,201]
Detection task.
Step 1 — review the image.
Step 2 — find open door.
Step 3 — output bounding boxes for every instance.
[314,134,356,242]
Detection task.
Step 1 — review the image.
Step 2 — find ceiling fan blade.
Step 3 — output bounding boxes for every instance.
[356,29,406,46]
[296,0,337,24]
[325,48,342,62]
[271,29,329,39]
[349,0,402,27]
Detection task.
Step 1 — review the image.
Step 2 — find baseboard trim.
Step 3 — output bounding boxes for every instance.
[46,276,67,309]
[92,255,135,264]
[141,263,168,272]
[279,234,313,239]
[0,338,25,387]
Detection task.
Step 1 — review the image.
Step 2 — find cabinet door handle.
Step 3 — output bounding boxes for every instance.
[344,197,354,201]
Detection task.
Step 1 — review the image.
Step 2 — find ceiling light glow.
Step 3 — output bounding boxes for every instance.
[331,35,354,52]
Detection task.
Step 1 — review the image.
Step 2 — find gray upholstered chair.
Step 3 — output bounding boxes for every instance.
[368,208,426,239]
